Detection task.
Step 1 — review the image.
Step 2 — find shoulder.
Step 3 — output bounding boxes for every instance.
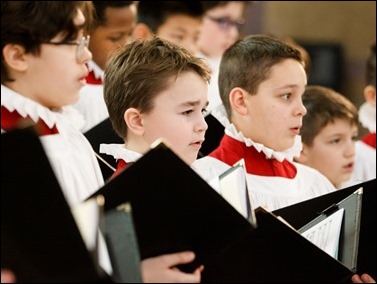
[192,156,230,182]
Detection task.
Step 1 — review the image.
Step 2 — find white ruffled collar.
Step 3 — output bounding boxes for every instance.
[212,109,302,162]
[1,84,85,131]
[87,60,104,81]
[99,143,143,163]
[359,102,376,133]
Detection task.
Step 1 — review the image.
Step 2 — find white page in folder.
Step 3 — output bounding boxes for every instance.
[218,162,248,218]
[300,208,344,259]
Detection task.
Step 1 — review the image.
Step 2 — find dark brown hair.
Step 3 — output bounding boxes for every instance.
[219,34,303,117]
[1,1,93,83]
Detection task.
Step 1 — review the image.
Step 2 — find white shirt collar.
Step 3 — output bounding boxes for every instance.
[213,110,302,162]
[1,84,85,131]
[99,143,143,163]
[87,60,104,81]
[359,102,376,133]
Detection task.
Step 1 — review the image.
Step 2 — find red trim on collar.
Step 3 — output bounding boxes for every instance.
[1,106,59,135]
[85,70,103,85]
[111,159,133,179]
[360,133,376,149]
[209,134,297,178]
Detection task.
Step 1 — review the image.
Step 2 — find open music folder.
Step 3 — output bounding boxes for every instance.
[274,178,376,279]
[90,140,359,282]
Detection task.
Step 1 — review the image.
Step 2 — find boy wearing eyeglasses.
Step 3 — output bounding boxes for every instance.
[197,1,250,115]
[1,2,204,283]
[1,1,99,206]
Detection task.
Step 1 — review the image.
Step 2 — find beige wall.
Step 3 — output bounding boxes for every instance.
[244,1,376,108]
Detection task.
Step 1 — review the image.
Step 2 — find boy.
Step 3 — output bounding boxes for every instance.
[1,2,203,282]
[196,1,249,114]
[192,34,336,211]
[134,1,205,54]
[294,85,376,188]
[75,1,205,132]
[74,1,138,132]
[100,36,211,173]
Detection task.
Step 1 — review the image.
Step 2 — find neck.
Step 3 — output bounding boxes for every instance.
[124,135,150,155]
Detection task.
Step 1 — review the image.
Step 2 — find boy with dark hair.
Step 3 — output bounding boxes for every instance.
[1,2,203,282]
[193,35,336,211]
[197,1,249,114]
[133,1,205,54]
[74,1,138,132]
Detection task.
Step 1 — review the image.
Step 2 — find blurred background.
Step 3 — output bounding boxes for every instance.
[242,1,376,112]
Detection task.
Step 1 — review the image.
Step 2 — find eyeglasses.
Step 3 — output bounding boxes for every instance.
[206,15,245,31]
[42,35,90,61]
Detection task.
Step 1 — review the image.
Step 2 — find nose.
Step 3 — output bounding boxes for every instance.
[195,114,208,133]
[296,98,307,117]
[78,46,92,64]
[344,139,355,158]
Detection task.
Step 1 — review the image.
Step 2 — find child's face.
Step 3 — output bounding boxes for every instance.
[156,14,202,54]
[90,5,137,70]
[140,71,208,165]
[241,59,307,151]
[20,8,91,109]
[301,119,357,188]
[197,2,245,58]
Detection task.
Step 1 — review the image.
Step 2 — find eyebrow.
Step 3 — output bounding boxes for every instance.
[180,100,209,108]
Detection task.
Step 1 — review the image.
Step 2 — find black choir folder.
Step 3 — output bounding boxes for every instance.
[2,127,143,283]
[274,178,376,279]
[90,140,358,283]
[199,113,225,157]
[1,127,111,282]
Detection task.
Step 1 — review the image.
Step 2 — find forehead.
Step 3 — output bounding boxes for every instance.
[159,14,202,30]
[103,6,137,28]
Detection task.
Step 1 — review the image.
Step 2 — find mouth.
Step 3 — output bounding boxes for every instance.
[190,140,204,149]
[79,72,89,85]
[290,126,301,135]
[343,162,354,172]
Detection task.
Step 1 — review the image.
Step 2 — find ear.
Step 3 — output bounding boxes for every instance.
[2,44,28,72]
[132,23,152,40]
[229,87,249,116]
[124,108,144,136]
[294,143,309,164]
[363,85,376,107]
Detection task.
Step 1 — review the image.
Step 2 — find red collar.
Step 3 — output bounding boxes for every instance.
[111,159,134,179]
[85,70,103,85]
[360,133,376,149]
[1,106,59,135]
[209,134,297,178]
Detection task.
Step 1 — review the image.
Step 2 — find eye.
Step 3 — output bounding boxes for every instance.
[182,109,194,116]
[171,34,184,42]
[281,93,292,100]
[329,138,341,144]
